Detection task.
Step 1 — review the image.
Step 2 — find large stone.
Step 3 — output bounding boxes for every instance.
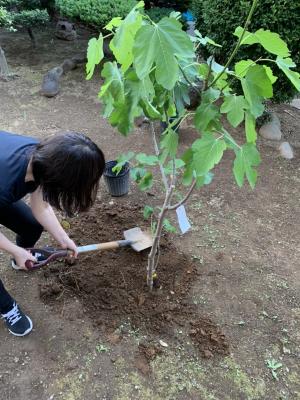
[279,142,294,160]
[259,113,282,141]
[55,21,77,41]
[41,66,63,97]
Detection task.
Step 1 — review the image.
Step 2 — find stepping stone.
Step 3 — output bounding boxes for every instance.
[259,113,282,141]
[279,142,294,160]
[41,66,63,97]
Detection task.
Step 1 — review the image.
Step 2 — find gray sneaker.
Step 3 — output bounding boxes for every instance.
[11,259,23,271]
[1,302,33,337]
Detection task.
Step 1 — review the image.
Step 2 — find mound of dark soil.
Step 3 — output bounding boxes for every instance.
[39,200,229,357]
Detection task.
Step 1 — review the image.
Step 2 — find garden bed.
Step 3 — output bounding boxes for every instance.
[40,200,229,358]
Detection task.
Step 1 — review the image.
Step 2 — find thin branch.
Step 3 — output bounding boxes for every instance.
[172,158,176,186]
[102,32,114,40]
[168,179,197,210]
[207,0,259,89]
[160,112,195,137]
[203,56,213,91]
[179,64,202,95]
[150,122,169,191]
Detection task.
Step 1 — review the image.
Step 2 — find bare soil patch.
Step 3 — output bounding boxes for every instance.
[39,200,229,358]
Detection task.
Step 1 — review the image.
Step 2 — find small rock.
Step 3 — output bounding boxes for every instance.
[159,340,168,348]
[61,59,77,74]
[71,54,87,64]
[290,98,300,110]
[203,349,213,359]
[279,142,294,160]
[259,113,282,140]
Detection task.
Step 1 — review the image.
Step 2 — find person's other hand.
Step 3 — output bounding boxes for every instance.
[59,236,78,258]
[12,247,37,270]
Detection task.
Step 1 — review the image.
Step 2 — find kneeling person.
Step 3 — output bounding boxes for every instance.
[0,131,105,336]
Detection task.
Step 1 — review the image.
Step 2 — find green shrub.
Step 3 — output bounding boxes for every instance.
[55,0,137,30]
[0,0,50,28]
[0,6,11,27]
[11,9,49,27]
[144,1,190,11]
[146,6,175,22]
[191,0,300,103]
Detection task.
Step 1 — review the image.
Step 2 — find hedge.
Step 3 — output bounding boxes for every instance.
[55,0,137,30]
[191,0,300,103]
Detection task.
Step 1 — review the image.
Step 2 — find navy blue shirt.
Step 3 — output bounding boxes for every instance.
[0,131,39,208]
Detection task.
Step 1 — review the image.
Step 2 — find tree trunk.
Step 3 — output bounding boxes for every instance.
[0,46,10,78]
[27,27,36,48]
[147,185,174,290]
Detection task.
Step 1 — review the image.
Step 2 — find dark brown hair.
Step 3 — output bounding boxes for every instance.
[32,132,105,215]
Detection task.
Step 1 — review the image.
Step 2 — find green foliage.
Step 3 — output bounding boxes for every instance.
[112,151,135,174]
[55,0,137,30]
[266,359,282,381]
[11,9,49,27]
[0,0,49,29]
[145,7,174,23]
[88,2,300,287]
[86,35,104,79]
[133,17,194,89]
[0,6,12,27]
[233,143,261,189]
[87,1,299,194]
[143,205,154,219]
[191,0,300,102]
[144,0,190,12]
[163,218,177,233]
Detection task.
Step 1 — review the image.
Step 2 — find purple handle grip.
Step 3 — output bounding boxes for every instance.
[25,248,69,270]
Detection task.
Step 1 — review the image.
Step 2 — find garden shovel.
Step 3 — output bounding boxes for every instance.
[25,227,153,270]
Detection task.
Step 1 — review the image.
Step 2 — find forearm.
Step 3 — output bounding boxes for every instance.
[32,205,68,244]
[30,189,77,255]
[0,230,37,269]
[0,231,19,255]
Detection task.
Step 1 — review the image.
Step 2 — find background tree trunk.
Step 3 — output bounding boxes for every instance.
[0,46,11,78]
[27,27,36,47]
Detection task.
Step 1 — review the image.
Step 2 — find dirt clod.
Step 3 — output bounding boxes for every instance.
[189,319,230,357]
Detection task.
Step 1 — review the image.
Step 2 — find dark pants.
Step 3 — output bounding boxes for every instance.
[0,200,43,313]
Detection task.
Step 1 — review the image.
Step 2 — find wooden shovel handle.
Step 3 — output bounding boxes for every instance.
[97,241,122,250]
[77,240,132,254]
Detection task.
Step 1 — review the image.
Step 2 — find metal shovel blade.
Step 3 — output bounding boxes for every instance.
[123,227,153,252]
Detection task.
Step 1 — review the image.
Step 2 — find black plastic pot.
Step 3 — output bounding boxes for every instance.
[104,160,130,197]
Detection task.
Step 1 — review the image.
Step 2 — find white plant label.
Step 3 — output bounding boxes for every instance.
[176,205,191,234]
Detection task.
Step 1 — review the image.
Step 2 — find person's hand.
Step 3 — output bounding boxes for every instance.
[59,236,78,258]
[12,247,37,270]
